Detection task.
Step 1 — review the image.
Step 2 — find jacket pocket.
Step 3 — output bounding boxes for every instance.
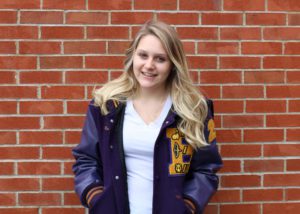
[89,186,117,214]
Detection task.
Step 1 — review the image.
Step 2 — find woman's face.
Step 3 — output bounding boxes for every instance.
[132,34,172,93]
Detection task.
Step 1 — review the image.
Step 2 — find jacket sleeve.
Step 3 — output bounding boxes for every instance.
[72,100,103,207]
[183,99,223,214]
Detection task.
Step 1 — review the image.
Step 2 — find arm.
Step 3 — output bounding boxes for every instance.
[183,99,223,214]
[72,101,103,207]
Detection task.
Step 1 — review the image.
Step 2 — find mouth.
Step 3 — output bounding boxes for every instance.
[141,71,157,77]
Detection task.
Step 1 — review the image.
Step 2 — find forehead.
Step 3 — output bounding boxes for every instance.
[136,34,167,55]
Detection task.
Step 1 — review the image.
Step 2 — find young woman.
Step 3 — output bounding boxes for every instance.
[72,20,222,214]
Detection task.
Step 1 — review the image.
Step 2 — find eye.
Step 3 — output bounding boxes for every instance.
[138,52,148,59]
[155,56,166,63]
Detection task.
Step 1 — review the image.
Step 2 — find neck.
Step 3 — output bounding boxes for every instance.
[134,87,169,102]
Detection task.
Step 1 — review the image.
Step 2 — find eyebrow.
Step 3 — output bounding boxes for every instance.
[136,49,168,58]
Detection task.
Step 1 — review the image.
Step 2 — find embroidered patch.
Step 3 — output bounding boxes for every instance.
[207,119,216,143]
[166,128,193,176]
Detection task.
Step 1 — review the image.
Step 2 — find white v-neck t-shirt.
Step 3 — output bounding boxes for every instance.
[123,96,172,214]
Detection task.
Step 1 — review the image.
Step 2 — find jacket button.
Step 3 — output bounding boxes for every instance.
[110,145,114,149]
[110,119,114,123]
[165,121,169,124]
[115,176,119,180]
[104,126,110,131]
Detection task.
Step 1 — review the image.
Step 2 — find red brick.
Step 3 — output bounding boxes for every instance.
[0,0,40,9]
[19,193,61,206]
[221,175,261,187]
[44,116,85,129]
[287,129,300,141]
[67,100,90,114]
[110,71,123,80]
[187,56,217,69]
[42,208,84,214]
[264,56,300,69]
[0,71,15,84]
[86,56,124,69]
[66,12,108,24]
[287,159,300,171]
[264,144,300,157]
[267,86,300,98]
[223,115,264,128]
[0,147,39,159]
[112,12,154,24]
[244,129,284,142]
[41,86,84,99]
[88,0,131,10]
[223,86,264,98]
[0,26,38,39]
[217,129,242,143]
[199,86,221,99]
[0,101,17,114]
[267,114,300,127]
[182,42,196,54]
[0,117,39,129]
[179,0,221,10]
[221,27,261,40]
[134,0,176,10]
[0,178,39,191]
[242,42,282,54]
[246,100,286,113]
[0,11,17,23]
[287,71,300,83]
[0,162,14,175]
[19,41,60,54]
[0,193,15,206]
[243,189,283,201]
[18,162,61,175]
[19,131,62,144]
[221,144,261,158]
[265,174,300,187]
[286,189,300,200]
[285,42,300,55]
[204,205,218,214]
[20,71,62,84]
[42,27,84,39]
[157,13,199,25]
[0,132,16,144]
[220,204,260,214]
[224,0,265,11]
[198,42,239,54]
[42,177,73,191]
[246,13,286,25]
[64,41,105,54]
[0,42,16,54]
[43,0,85,9]
[20,101,62,114]
[244,160,284,172]
[64,193,81,205]
[202,13,242,25]
[289,100,300,112]
[177,27,218,39]
[201,71,241,83]
[0,86,37,98]
[43,146,73,159]
[268,0,300,11]
[40,56,83,69]
[245,71,285,83]
[264,28,300,40]
[219,160,241,173]
[66,71,108,84]
[211,190,240,203]
[0,208,38,214]
[214,100,243,113]
[0,56,36,69]
[87,26,129,39]
[108,41,130,54]
[264,203,300,214]
[288,14,300,25]
[63,162,74,175]
[65,131,81,144]
[20,11,63,24]
[221,57,260,69]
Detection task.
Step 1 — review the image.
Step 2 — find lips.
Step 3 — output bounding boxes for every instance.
[141,71,157,77]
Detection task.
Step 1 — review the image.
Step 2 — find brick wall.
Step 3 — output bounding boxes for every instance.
[0,0,299,213]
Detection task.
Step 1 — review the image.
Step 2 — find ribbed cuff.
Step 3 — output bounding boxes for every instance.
[86,186,104,207]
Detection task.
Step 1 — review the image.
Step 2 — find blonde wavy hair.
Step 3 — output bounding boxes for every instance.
[93,20,208,148]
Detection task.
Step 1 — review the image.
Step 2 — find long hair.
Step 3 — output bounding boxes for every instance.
[93,20,208,148]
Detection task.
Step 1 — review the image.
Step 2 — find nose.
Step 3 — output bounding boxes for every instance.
[144,58,154,70]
